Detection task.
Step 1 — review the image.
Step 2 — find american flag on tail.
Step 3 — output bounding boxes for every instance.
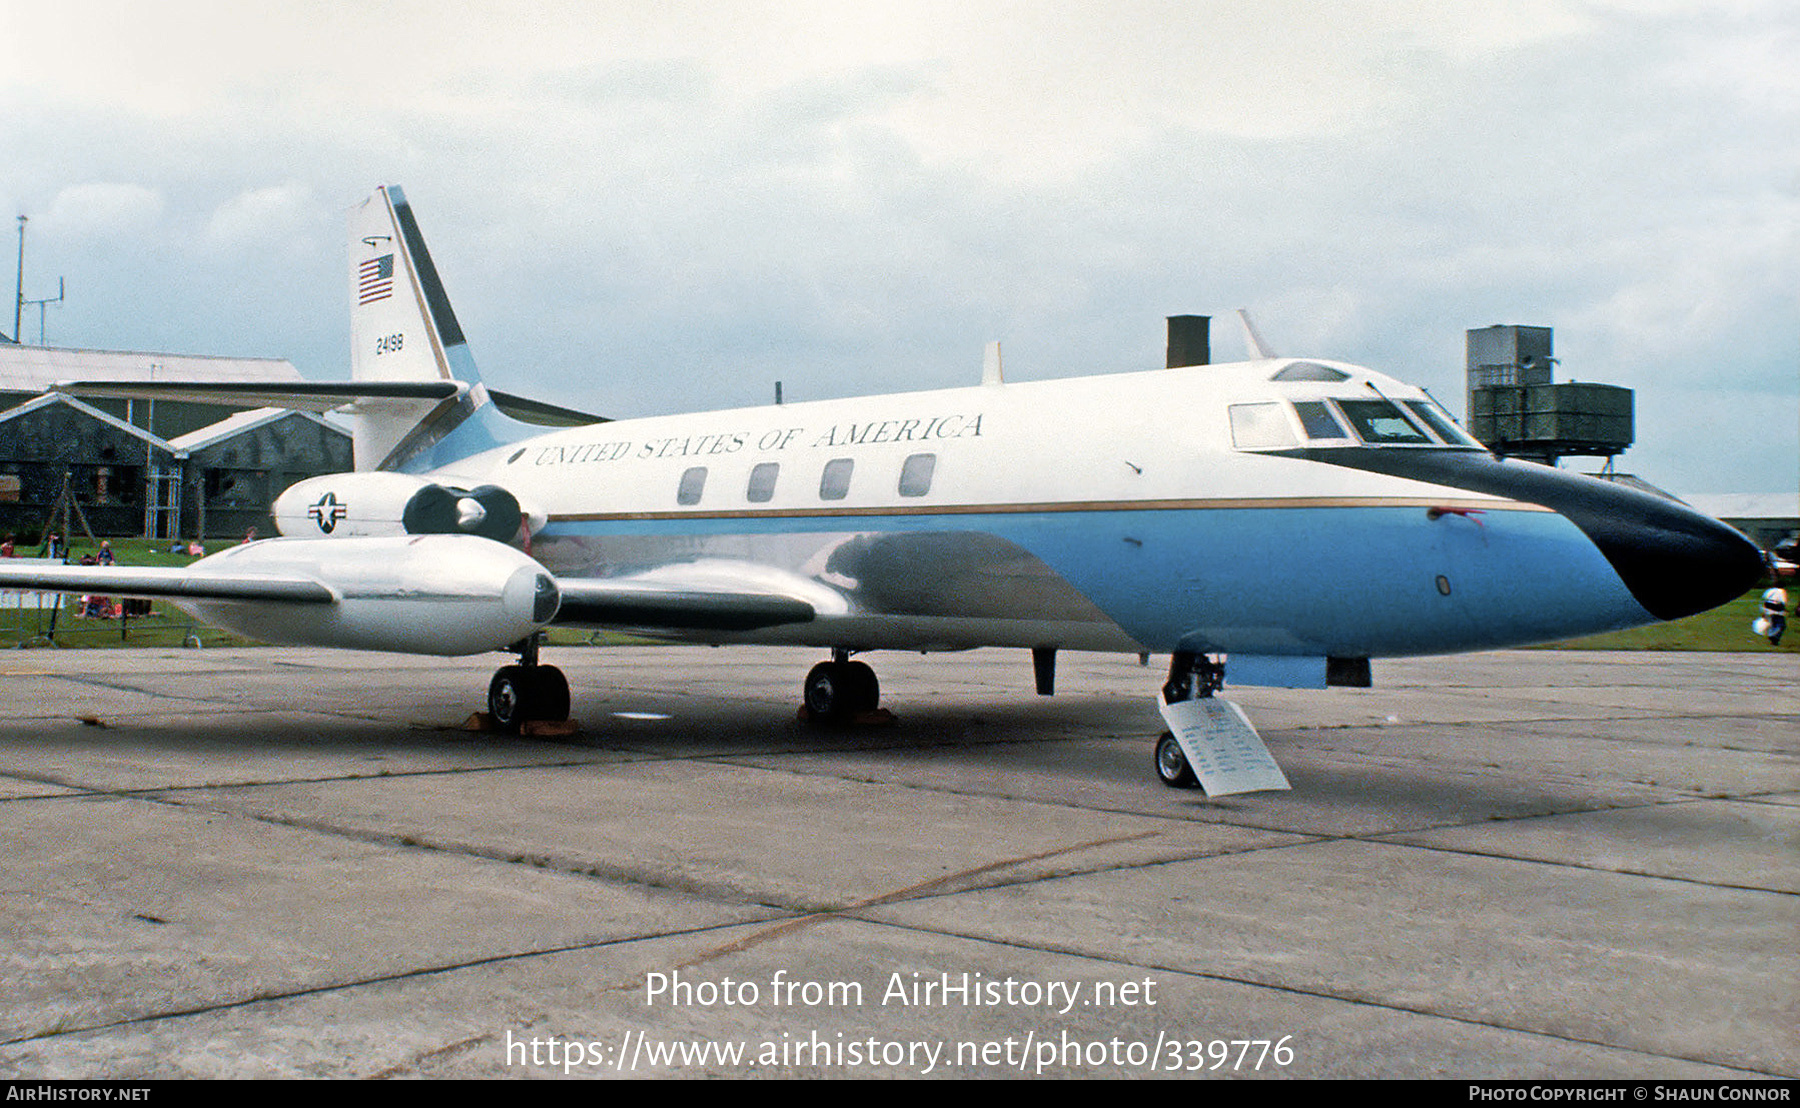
[358,254,395,305]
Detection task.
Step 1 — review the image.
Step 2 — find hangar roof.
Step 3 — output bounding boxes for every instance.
[1685,493,1799,523]
[0,394,345,461]
[0,391,175,452]
[0,344,302,395]
[167,406,343,453]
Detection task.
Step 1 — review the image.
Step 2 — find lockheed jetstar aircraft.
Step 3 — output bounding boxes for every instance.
[0,186,1764,789]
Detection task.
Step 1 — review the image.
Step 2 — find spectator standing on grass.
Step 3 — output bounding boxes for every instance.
[1754,586,1787,647]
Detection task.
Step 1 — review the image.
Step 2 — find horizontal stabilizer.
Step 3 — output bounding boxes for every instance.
[54,381,605,433]
[555,579,815,631]
[52,379,463,413]
[0,563,334,604]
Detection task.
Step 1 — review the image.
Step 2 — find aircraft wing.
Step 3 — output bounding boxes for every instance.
[553,579,816,632]
[0,559,813,630]
[0,563,334,603]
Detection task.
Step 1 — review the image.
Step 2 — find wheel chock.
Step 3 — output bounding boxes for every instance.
[460,711,578,736]
[797,706,898,727]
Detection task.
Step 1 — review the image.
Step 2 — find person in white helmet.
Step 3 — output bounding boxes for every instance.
[1752,585,1786,646]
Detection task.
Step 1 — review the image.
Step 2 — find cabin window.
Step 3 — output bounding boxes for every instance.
[1336,399,1430,444]
[747,462,780,502]
[677,466,707,505]
[898,453,936,497]
[1293,401,1350,441]
[1227,403,1298,449]
[819,458,853,500]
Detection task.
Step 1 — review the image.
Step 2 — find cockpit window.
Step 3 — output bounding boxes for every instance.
[1228,403,1299,449]
[1232,397,1483,452]
[1293,401,1350,441]
[1335,399,1431,444]
[1404,400,1481,447]
[1271,361,1351,382]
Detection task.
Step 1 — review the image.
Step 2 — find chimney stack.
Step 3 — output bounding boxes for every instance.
[1166,315,1210,368]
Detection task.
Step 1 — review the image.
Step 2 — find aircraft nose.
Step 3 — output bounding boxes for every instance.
[1567,488,1767,621]
[1271,449,1765,626]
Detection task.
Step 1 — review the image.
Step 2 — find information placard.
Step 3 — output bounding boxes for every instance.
[1156,696,1291,796]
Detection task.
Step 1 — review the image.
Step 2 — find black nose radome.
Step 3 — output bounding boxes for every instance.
[1285,449,1767,622]
[1565,491,1767,621]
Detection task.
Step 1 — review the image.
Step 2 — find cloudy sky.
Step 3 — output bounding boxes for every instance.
[2,0,1794,495]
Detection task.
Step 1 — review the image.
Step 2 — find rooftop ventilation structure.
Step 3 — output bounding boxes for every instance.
[1465,325,1633,465]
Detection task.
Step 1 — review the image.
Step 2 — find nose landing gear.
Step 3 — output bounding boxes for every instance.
[1155,650,1224,790]
[1155,732,1198,788]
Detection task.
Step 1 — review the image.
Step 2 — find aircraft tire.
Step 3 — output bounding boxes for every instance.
[529,664,571,722]
[489,665,530,732]
[1155,731,1200,789]
[803,662,848,722]
[804,659,881,723]
[843,660,879,713]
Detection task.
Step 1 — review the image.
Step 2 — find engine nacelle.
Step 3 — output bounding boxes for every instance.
[173,534,559,655]
[274,473,524,544]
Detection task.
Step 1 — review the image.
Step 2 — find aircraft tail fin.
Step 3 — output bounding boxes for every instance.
[347,186,535,472]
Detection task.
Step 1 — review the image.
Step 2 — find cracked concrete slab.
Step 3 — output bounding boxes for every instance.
[1,646,1793,1078]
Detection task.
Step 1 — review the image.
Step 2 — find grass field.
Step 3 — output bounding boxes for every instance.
[2,536,1792,655]
[0,537,256,649]
[1529,586,1797,654]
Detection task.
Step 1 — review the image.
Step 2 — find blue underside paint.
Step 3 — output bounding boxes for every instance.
[398,401,536,474]
[394,343,542,474]
[538,504,1653,657]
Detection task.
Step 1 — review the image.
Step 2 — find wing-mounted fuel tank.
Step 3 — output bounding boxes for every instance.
[177,534,559,655]
[274,473,525,544]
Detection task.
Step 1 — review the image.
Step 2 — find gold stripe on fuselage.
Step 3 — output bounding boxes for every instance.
[549,495,1547,524]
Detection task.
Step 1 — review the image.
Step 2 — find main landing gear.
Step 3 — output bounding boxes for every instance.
[801,648,881,724]
[488,633,570,732]
[1154,651,1223,790]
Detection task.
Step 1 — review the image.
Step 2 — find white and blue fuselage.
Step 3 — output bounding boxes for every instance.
[417,355,1754,666]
